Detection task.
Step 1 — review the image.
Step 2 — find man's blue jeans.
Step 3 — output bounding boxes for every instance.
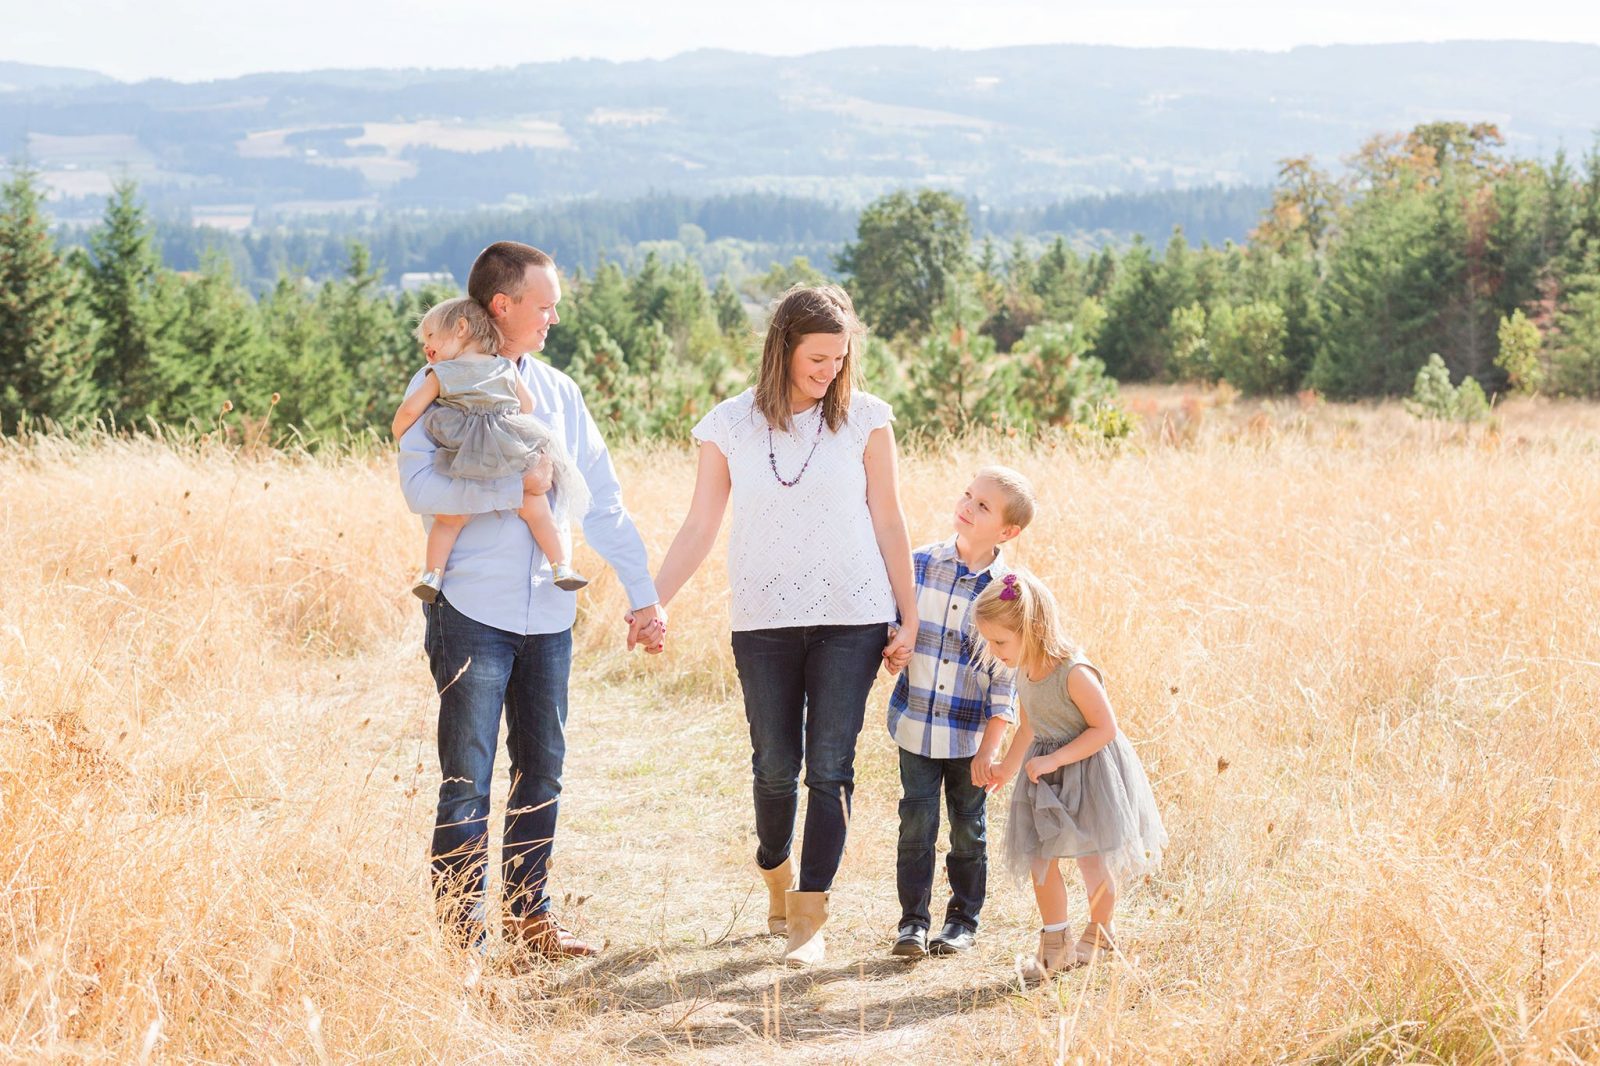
[731,623,885,893]
[423,595,571,936]
[896,746,988,933]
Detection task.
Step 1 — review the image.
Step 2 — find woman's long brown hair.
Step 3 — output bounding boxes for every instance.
[754,284,865,432]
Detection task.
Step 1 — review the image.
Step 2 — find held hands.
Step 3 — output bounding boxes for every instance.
[882,624,916,674]
[970,750,1004,791]
[624,603,668,654]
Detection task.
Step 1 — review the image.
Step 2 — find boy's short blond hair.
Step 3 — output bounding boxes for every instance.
[975,465,1036,530]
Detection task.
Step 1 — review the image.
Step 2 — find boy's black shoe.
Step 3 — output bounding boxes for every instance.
[890,922,928,958]
[927,921,976,956]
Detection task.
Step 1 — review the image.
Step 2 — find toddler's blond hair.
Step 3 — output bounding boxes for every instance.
[415,297,502,355]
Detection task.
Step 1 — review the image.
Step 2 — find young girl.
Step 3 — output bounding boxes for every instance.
[973,567,1166,983]
[391,297,589,602]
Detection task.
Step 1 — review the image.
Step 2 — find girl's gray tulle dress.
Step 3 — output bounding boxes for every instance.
[422,357,588,517]
[1002,657,1167,885]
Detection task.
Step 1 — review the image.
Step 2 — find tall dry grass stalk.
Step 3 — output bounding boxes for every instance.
[3,393,1598,1063]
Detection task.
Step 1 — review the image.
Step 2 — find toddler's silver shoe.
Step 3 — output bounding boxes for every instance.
[552,563,589,592]
[412,568,443,603]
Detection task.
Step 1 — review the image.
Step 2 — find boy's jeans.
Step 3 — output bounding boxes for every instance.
[896,746,988,932]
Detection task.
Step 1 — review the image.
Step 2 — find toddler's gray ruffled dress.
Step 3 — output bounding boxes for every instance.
[423,358,588,516]
[1002,657,1167,885]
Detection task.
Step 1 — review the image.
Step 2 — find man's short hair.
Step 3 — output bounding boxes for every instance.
[468,241,554,307]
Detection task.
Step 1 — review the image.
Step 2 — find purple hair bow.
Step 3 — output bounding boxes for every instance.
[999,573,1020,601]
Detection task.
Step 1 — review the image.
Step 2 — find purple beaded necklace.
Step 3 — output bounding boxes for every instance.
[768,402,826,487]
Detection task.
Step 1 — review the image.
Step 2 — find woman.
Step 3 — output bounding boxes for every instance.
[651,285,917,966]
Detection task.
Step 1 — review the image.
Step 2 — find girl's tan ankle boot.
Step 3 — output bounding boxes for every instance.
[1072,922,1116,965]
[1018,927,1073,985]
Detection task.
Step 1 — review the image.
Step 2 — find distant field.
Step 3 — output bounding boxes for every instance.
[22,133,160,201]
[25,132,148,163]
[350,118,573,154]
[3,391,1598,1063]
[237,119,572,160]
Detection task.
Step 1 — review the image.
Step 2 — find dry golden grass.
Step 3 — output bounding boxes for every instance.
[3,391,1599,1064]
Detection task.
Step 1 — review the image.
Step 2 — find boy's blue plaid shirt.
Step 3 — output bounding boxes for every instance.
[888,538,1017,760]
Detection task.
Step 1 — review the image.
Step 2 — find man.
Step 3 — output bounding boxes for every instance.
[397,241,664,956]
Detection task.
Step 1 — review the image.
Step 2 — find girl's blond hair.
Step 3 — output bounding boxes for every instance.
[754,284,865,432]
[972,566,1080,676]
[415,297,502,355]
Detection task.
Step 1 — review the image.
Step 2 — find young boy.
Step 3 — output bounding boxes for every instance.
[884,465,1035,957]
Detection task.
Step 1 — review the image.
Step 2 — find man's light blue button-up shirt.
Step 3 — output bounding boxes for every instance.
[396,353,658,635]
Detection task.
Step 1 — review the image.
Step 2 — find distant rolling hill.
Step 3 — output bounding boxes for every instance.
[3,42,1598,223]
[0,59,113,92]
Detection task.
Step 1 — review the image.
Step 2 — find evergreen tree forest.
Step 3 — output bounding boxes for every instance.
[4,122,1599,444]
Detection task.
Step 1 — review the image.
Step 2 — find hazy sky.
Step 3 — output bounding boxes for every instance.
[8,0,1600,82]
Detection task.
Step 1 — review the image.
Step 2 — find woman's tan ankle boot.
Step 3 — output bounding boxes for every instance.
[1018,927,1073,985]
[782,890,829,967]
[758,857,797,935]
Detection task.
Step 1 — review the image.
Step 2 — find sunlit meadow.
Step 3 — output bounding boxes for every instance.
[3,389,1598,1063]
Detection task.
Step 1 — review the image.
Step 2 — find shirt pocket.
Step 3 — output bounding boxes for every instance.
[534,406,582,457]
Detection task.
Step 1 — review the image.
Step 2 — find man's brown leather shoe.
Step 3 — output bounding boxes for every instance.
[504,912,600,958]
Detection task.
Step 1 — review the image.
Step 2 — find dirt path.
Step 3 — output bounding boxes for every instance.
[463,666,1101,1063]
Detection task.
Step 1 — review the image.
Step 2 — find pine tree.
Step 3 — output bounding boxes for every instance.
[0,167,95,429]
[566,326,644,435]
[1551,273,1600,396]
[581,261,648,367]
[1010,302,1114,427]
[712,274,747,335]
[1033,237,1086,318]
[1253,250,1322,389]
[1311,188,1441,396]
[257,272,355,436]
[322,242,410,430]
[155,253,273,424]
[658,259,711,356]
[86,180,165,423]
[899,283,996,433]
[1546,142,1600,395]
[1095,239,1174,380]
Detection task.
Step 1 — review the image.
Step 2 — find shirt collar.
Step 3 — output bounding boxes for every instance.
[939,536,1005,581]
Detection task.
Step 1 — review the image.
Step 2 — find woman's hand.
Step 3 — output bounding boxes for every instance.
[882,623,916,672]
[625,605,667,653]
